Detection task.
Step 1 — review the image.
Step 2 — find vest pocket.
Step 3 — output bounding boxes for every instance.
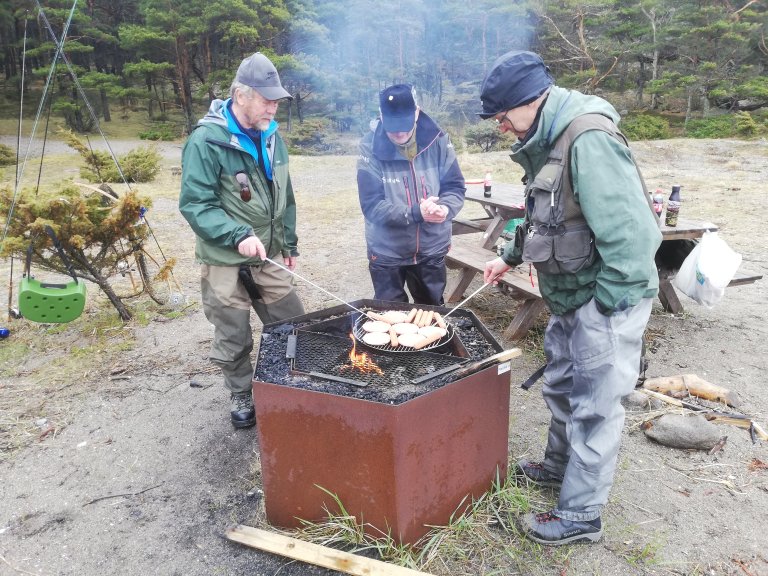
[523,224,596,274]
[553,224,596,273]
[528,163,563,224]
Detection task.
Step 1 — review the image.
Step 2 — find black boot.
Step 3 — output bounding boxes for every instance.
[230,392,256,428]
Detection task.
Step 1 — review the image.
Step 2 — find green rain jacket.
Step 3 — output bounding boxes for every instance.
[501,86,662,315]
[179,98,298,266]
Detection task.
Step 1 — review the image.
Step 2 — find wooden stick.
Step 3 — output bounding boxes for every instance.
[637,388,768,441]
[73,180,120,201]
[82,482,163,506]
[451,348,522,378]
[643,374,740,407]
[224,525,435,576]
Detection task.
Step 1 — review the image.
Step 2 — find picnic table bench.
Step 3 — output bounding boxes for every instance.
[445,238,546,341]
[447,182,762,339]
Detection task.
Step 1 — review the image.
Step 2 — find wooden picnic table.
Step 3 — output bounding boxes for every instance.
[448,183,762,339]
[452,183,525,250]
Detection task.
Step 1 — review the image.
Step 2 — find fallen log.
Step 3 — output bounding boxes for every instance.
[224,524,435,576]
[638,388,768,441]
[642,374,740,408]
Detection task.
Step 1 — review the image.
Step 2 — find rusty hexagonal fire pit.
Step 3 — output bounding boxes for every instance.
[252,299,515,545]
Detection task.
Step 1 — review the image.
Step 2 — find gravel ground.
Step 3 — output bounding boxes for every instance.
[0,138,766,576]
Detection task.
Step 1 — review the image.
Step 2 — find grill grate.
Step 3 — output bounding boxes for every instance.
[293,330,463,387]
[352,315,454,353]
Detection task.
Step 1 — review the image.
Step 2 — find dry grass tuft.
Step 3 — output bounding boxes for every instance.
[289,469,572,576]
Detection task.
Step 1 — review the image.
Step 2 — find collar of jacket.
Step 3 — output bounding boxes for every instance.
[371,110,443,161]
[510,86,620,175]
[221,99,278,179]
[510,87,577,175]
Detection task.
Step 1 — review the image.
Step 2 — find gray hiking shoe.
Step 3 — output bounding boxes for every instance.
[515,459,563,487]
[230,392,256,429]
[521,510,603,546]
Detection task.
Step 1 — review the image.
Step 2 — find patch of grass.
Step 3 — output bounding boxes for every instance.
[609,524,666,570]
[290,466,578,575]
[0,333,32,377]
[622,540,661,566]
[0,305,174,461]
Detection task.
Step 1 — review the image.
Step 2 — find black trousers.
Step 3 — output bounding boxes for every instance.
[368,256,446,306]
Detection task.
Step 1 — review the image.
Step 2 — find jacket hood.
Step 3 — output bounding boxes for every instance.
[371,110,444,161]
[198,98,228,128]
[511,86,620,171]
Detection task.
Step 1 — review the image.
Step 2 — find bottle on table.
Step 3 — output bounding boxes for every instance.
[483,172,492,198]
[652,189,664,218]
[665,184,682,227]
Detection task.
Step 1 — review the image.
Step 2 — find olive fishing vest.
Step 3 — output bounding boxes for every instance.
[520,114,656,275]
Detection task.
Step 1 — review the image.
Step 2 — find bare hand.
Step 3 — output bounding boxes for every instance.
[237,236,266,260]
[283,255,298,271]
[420,196,448,223]
[484,257,511,285]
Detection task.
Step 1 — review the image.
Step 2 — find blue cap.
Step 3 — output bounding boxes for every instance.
[478,51,554,119]
[379,84,417,133]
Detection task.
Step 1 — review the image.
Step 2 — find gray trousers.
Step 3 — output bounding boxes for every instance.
[201,262,304,395]
[541,297,652,521]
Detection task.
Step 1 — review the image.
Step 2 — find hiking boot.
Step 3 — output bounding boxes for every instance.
[515,459,563,487]
[521,511,603,546]
[230,392,256,429]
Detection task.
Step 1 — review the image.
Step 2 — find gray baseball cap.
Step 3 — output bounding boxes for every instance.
[235,53,293,101]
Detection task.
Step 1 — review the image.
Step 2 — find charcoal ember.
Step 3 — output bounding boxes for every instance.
[270,323,296,335]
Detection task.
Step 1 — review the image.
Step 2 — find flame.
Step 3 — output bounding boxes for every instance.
[345,334,383,374]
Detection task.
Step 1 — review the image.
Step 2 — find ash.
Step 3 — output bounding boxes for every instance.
[254,315,499,405]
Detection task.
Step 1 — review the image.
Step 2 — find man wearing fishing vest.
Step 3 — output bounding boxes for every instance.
[480,51,662,546]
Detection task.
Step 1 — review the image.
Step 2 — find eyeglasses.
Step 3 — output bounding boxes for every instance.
[493,112,513,128]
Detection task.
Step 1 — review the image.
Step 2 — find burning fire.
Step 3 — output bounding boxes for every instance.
[345,334,383,375]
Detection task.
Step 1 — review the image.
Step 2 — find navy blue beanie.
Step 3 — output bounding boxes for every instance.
[478,51,554,119]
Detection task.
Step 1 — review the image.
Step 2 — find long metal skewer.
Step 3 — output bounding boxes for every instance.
[265,257,370,317]
[441,282,491,319]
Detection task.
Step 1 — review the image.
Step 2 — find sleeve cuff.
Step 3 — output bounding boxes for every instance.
[235,231,254,248]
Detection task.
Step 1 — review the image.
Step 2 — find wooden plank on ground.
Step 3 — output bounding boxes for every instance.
[224,524,435,576]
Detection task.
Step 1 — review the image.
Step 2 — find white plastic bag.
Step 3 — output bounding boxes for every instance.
[672,231,742,308]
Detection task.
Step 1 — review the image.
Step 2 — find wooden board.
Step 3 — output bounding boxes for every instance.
[225,525,435,576]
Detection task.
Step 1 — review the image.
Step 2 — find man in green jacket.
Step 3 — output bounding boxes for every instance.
[180,52,304,429]
[481,51,661,545]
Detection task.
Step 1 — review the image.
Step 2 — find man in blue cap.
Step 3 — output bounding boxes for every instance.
[356,84,465,305]
[481,51,662,545]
